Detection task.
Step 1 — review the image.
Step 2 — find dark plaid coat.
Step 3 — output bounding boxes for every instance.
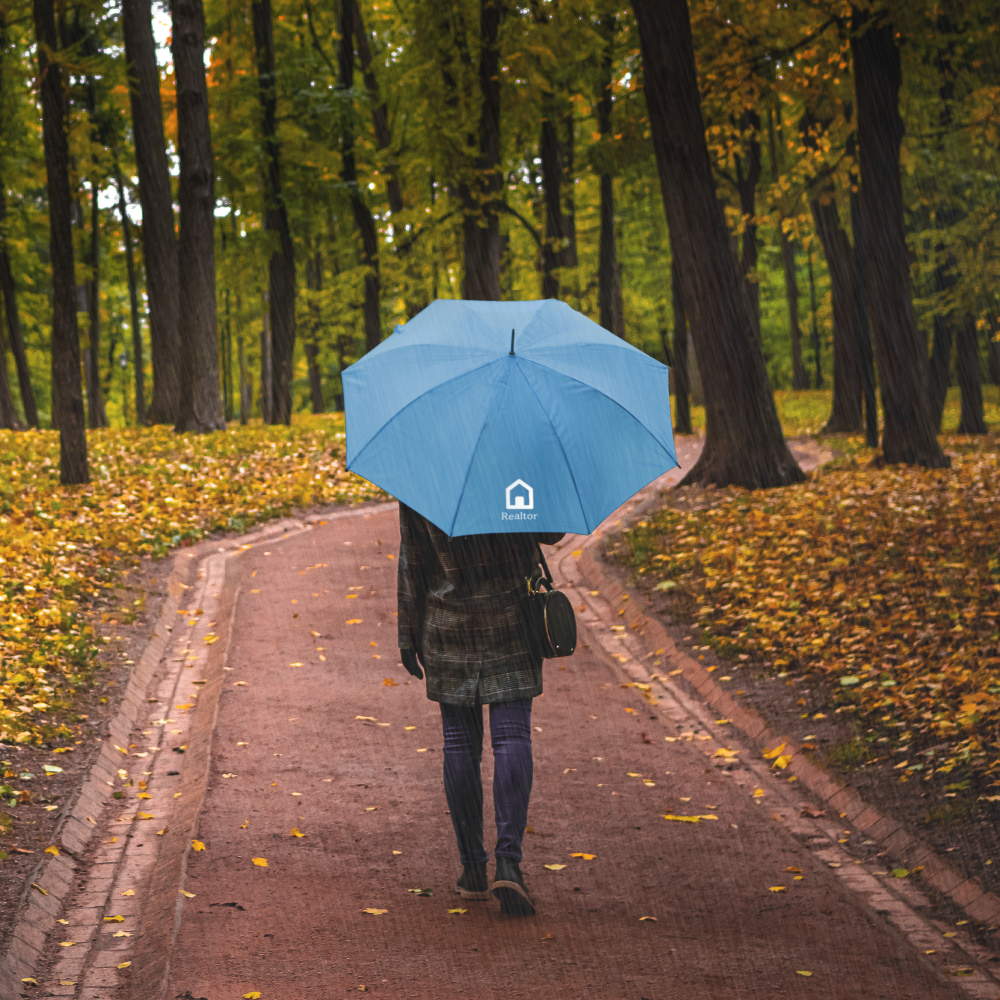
[397,503,564,706]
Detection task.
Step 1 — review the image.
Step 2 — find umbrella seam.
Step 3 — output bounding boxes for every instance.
[447,359,513,537]
[516,358,680,487]
[508,360,592,533]
[346,358,500,471]
[516,354,675,453]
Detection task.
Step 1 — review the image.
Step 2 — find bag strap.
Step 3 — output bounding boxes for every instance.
[538,548,554,586]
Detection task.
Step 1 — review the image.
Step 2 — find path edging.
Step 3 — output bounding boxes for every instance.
[576,509,1000,935]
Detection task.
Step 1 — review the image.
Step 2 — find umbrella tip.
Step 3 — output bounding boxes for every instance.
[509,329,515,356]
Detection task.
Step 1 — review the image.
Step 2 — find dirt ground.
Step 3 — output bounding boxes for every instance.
[161,506,959,999]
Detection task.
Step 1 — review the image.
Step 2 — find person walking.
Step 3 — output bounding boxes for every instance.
[397,501,564,917]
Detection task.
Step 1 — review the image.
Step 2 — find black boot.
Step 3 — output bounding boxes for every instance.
[456,863,490,900]
[492,856,535,916]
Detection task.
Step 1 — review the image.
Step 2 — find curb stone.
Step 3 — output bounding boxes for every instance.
[0,504,395,1000]
[574,491,1000,944]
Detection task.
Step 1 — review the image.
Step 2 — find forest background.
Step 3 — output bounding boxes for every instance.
[0,0,998,440]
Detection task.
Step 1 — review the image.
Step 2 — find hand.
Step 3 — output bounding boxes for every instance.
[401,648,424,680]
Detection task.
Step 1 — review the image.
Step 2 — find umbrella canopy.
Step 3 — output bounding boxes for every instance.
[343,299,677,536]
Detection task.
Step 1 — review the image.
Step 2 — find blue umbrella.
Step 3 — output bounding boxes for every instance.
[343,299,677,536]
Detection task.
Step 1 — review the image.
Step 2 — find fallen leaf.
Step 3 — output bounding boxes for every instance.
[361,908,388,915]
[762,743,787,760]
[44,845,59,856]
[773,754,793,769]
[891,868,910,878]
[59,942,76,948]
[20,980,37,985]
[156,828,168,836]
[103,915,125,922]
[121,889,135,896]
[192,840,206,852]
[404,726,416,730]
[243,993,261,999]
[383,678,398,686]
[713,747,739,759]
[290,828,305,838]
[800,804,826,818]
[544,864,567,870]
[366,806,379,812]
[639,916,657,922]
[943,931,957,938]
[392,850,402,855]
[784,867,802,874]
[796,971,812,977]
[346,619,363,624]
[715,719,731,725]
[117,962,131,969]
[113,930,131,937]
[570,853,596,860]
[753,789,765,798]
[289,662,304,668]
[252,858,268,867]
[179,889,195,898]
[769,886,787,893]
[828,863,841,869]
[448,908,467,914]
[355,715,377,721]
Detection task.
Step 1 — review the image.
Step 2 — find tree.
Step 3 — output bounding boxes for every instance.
[632,0,803,489]
[461,0,504,300]
[34,0,88,481]
[252,0,296,423]
[671,259,691,434]
[596,12,623,336]
[955,315,986,434]
[172,0,226,432]
[123,0,181,425]
[115,169,145,424]
[851,7,946,467]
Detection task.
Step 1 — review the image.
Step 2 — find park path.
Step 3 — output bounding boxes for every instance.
[159,437,957,1000]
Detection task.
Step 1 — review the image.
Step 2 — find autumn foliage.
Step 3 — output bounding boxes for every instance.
[0,415,384,746]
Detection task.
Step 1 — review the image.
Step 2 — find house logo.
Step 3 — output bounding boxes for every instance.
[505,479,534,511]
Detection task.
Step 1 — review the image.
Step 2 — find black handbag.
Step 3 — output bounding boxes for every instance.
[520,549,577,659]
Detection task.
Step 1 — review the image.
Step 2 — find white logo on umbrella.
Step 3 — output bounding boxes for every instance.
[505,479,534,510]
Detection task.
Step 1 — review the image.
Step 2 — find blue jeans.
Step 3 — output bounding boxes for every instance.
[439,698,533,865]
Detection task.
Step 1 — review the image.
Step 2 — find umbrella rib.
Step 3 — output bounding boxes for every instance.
[347,358,500,471]
[518,354,676,454]
[510,362,592,533]
[446,360,512,537]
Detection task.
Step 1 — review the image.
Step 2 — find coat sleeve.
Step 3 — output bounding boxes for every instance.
[397,504,431,651]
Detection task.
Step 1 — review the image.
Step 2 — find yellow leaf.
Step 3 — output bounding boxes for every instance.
[204,634,219,644]
[136,812,155,820]
[252,857,268,867]
[21,980,38,985]
[713,747,738,759]
[179,889,195,898]
[544,864,567,870]
[448,908,468,914]
[365,806,378,812]
[753,788,765,798]
[570,853,596,859]
[191,840,205,851]
[404,726,416,730]
[45,845,59,856]
[289,662,304,668]
[117,962,131,969]
[715,719,731,725]
[346,619,363,624]
[155,828,168,835]
[243,993,261,999]
[392,850,402,855]
[796,971,812,977]
[59,942,76,947]
[113,930,131,937]
[773,754,793,769]
[355,715,377,721]
[361,908,388,915]
[638,916,656,922]
[121,889,135,896]
[103,915,125,922]
[769,886,787,893]
[383,678,398,686]
[762,743,787,759]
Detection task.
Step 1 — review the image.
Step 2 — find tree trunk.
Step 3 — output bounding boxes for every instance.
[123,0,180,424]
[806,253,822,389]
[779,230,808,390]
[811,192,863,432]
[956,314,986,434]
[851,8,946,467]
[928,314,952,431]
[252,0,296,424]
[0,16,37,428]
[172,0,225,433]
[735,112,761,345]
[260,291,272,422]
[0,306,17,429]
[986,307,1000,386]
[461,0,503,301]
[540,114,564,300]
[238,332,249,425]
[34,0,88,481]
[597,16,623,336]
[847,169,878,447]
[85,184,108,428]
[632,0,802,489]
[115,171,145,424]
[305,249,324,414]
[671,259,691,434]
[352,0,403,216]
[339,0,382,351]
